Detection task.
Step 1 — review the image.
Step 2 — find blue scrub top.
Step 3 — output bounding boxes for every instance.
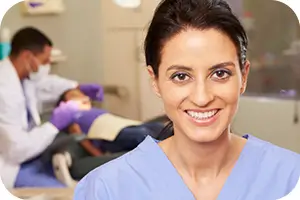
[74,135,300,200]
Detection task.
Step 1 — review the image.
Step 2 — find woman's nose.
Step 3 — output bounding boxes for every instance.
[189,82,214,107]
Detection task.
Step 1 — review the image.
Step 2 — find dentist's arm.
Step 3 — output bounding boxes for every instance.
[0,101,79,164]
[0,122,59,164]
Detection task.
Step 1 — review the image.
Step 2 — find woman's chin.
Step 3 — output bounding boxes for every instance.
[79,105,92,110]
[186,129,225,144]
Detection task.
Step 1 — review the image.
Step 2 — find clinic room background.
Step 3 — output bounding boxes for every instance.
[1,0,300,153]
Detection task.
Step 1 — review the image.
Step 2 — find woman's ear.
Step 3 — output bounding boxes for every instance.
[147,66,161,98]
[240,60,250,95]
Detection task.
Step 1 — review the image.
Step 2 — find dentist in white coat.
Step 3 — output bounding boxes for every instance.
[0,27,104,188]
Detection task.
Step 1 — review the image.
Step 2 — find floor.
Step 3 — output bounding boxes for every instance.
[10,188,74,200]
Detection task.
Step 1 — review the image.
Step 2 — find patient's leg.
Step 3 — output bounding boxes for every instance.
[101,122,164,153]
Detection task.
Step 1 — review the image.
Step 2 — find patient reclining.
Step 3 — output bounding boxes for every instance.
[56,89,164,156]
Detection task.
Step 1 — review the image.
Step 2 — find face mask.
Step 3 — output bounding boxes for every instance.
[24,55,40,75]
[29,64,51,81]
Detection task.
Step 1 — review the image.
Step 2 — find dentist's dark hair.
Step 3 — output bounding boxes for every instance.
[10,26,53,56]
[144,0,248,140]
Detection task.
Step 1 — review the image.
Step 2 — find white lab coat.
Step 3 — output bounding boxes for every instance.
[0,58,77,189]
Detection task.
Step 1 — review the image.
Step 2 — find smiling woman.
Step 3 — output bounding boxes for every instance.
[73,0,300,200]
[151,28,248,143]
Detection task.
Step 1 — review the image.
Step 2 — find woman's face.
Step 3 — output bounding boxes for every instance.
[148,28,250,143]
[65,89,92,110]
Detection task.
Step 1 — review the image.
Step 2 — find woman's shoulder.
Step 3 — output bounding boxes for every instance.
[229,134,300,200]
[245,134,300,170]
[246,134,300,188]
[74,136,160,200]
[78,145,140,182]
[247,134,300,164]
[73,151,138,199]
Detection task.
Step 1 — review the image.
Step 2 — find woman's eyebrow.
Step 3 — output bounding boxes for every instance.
[167,65,193,72]
[210,61,235,70]
[167,61,235,72]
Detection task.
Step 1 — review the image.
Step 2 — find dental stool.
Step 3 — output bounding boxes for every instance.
[52,152,78,188]
[42,133,86,187]
[46,133,126,188]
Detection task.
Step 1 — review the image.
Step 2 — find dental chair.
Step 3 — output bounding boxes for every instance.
[43,133,126,188]
[52,151,77,187]
[39,84,169,187]
[47,115,169,188]
[41,133,83,187]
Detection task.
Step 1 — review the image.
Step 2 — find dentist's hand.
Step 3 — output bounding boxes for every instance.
[79,84,104,102]
[50,101,80,131]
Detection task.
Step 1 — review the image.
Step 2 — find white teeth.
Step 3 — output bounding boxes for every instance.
[187,110,218,120]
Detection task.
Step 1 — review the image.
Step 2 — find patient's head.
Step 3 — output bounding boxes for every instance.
[56,88,92,110]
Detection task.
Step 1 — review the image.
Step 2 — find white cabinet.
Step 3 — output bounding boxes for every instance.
[102,0,159,29]
[232,97,300,152]
[99,0,162,120]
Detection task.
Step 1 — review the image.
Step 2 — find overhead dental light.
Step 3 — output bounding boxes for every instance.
[113,0,141,8]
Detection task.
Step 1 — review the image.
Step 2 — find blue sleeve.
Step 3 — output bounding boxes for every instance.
[73,174,110,200]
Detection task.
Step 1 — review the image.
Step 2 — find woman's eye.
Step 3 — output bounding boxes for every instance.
[212,70,231,80]
[172,73,190,82]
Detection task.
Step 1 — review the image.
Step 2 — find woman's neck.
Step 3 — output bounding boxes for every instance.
[160,129,246,183]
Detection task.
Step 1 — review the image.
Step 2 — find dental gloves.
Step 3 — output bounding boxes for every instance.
[50,101,80,131]
[79,84,104,102]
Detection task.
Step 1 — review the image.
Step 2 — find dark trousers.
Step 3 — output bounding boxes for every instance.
[99,122,164,153]
[36,122,164,182]
[40,133,126,182]
[70,122,164,180]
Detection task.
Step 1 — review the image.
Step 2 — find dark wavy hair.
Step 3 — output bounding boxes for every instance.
[55,89,74,107]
